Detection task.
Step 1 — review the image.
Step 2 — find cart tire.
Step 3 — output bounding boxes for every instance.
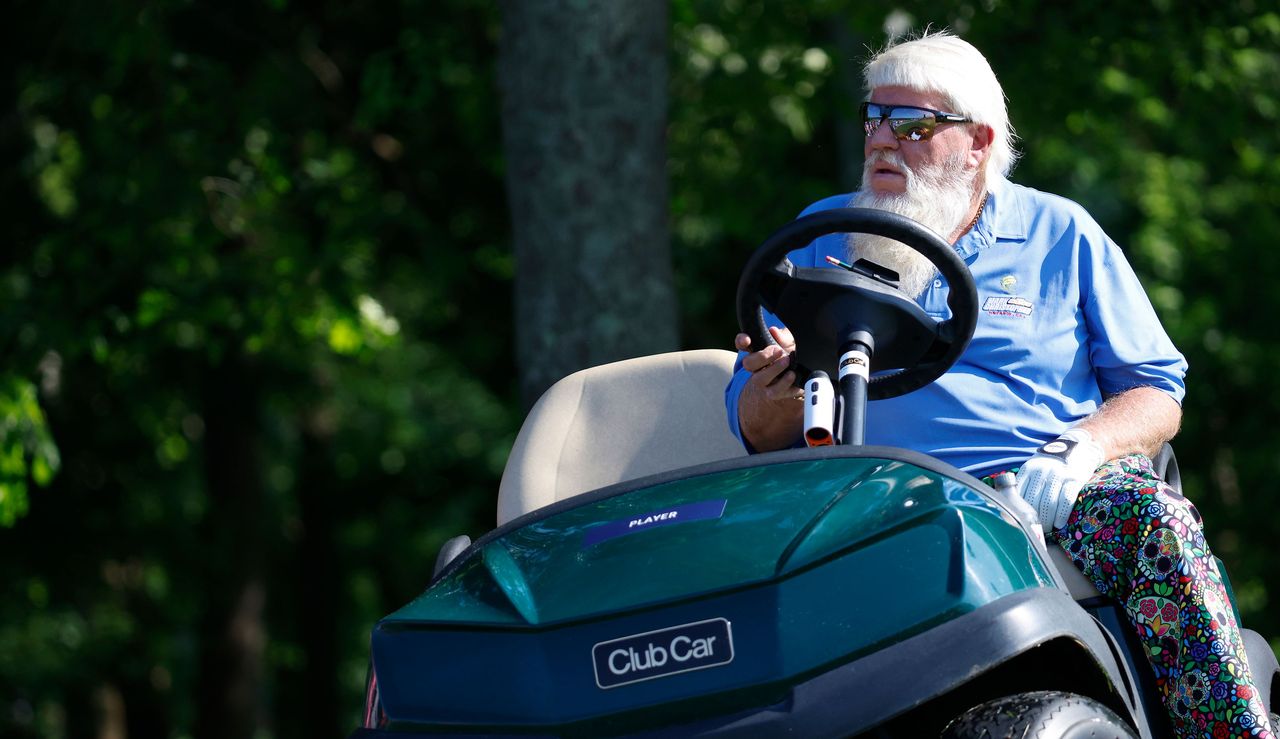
[941,690,1136,738]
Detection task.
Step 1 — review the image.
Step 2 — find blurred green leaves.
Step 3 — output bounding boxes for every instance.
[27,121,81,219]
[0,377,60,527]
[3,0,513,733]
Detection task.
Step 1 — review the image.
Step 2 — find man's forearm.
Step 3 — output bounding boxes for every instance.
[738,401,803,452]
[1074,386,1182,460]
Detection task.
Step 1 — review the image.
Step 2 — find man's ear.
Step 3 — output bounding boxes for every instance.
[969,123,995,170]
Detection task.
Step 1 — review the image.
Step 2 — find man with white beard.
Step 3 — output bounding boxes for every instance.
[725,31,1275,739]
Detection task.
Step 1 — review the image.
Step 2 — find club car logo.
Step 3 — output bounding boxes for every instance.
[592,618,734,689]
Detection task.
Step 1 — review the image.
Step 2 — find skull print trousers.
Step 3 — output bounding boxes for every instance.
[1054,454,1274,739]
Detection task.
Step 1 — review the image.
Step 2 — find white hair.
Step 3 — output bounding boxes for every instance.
[864,30,1019,179]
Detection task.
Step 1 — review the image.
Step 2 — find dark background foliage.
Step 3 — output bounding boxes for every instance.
[2,0,1277,736]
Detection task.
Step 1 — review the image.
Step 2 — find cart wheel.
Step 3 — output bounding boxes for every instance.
[941,690,1136,738]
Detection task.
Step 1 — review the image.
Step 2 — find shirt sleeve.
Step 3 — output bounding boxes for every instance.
[1080,227,1188,404]
[724,352,754,451]
[724,304,789,454]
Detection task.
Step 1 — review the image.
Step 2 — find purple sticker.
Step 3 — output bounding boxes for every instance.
[583,499,727,547]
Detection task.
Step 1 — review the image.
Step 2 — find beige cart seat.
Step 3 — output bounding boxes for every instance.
[496,349,747,527]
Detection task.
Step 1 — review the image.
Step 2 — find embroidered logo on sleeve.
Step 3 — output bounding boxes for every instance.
[983,295,1034,317]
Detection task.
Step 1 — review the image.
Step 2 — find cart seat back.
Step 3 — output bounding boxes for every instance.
[497,350,747,526]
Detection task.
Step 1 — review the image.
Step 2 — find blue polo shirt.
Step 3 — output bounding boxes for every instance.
[724,175,1188,477]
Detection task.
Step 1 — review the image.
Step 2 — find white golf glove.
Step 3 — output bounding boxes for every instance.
[1016,428,1105,533]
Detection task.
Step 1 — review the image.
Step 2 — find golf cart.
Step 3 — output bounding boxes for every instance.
[352,210,1279,737]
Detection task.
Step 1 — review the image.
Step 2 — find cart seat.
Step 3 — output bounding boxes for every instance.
[497,349,747,526]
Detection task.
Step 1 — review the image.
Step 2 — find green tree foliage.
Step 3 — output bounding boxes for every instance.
[0,377,60,526]
[3,0,513,735]
[2,0,1278,736]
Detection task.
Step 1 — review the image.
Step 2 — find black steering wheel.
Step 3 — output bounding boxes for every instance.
[735,207,978,400]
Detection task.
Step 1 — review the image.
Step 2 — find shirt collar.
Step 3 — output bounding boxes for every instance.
[954,174,1027,259]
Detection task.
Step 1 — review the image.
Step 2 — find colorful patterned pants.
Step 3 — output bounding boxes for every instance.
[1056,454,1274,739]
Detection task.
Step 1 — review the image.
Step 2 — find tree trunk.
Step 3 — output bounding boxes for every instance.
[194,353,266,739]
[498,0,678,408]
[298,426,340,738]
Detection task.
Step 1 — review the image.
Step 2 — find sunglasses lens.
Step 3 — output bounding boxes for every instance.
[860,102,877,135]
[862,104,944,141]
[890,116,937,141]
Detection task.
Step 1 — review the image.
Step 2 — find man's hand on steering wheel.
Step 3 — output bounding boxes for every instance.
[735,326,803,452]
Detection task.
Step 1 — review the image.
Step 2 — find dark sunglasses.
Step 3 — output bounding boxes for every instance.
[860,102,971,142]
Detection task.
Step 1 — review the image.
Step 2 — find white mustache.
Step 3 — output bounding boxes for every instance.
[864,150,908,173]
[866,150,905,167]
